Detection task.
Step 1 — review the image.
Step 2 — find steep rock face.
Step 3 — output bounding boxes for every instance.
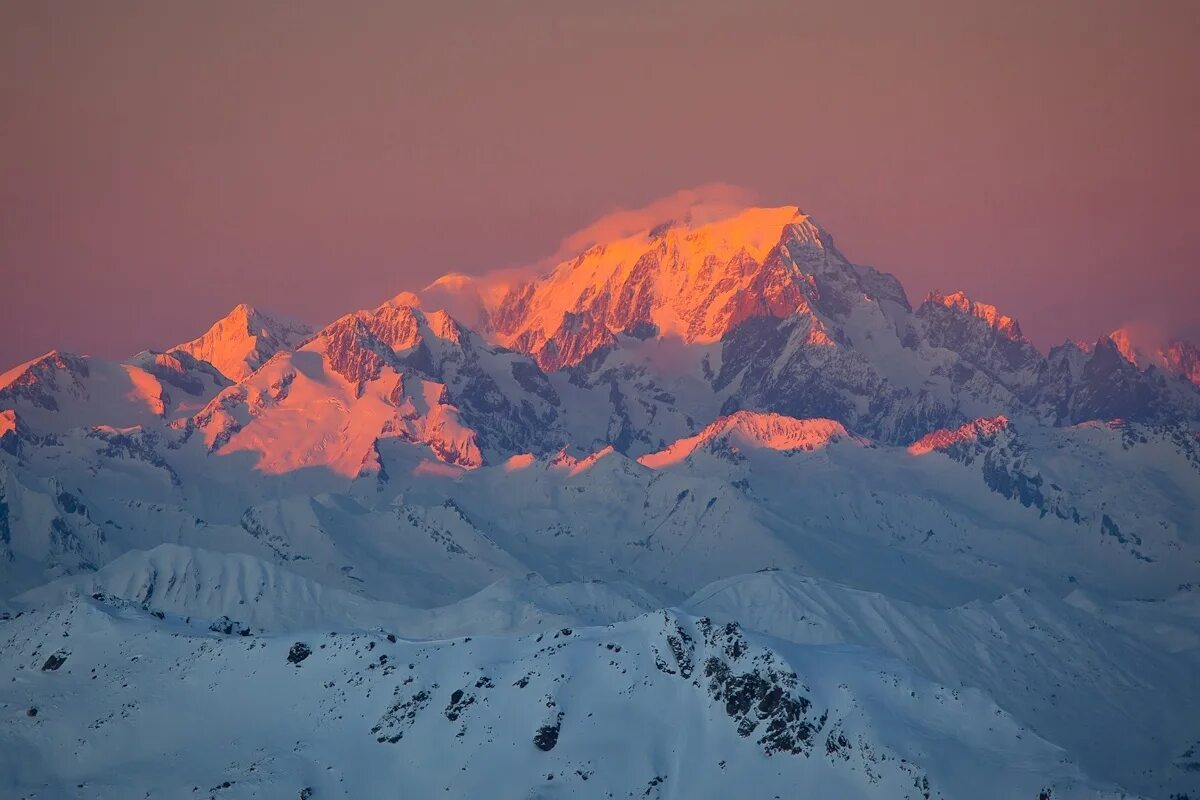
[1040,335,1200,427]
[1062,336,1159,422]
[1108,327,1200,389]
[170,303,312,382]
[714,314,958,444]
[1038,340,1093,421]
[909,416,1079,523]
[459,212,962,445]
[923,291,1024,341]
[1164,338,1200,387]
[914,291,1047,403]
[626,282,1199,449]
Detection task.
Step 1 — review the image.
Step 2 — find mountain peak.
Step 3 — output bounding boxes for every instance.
[591,205,820,262]
[1105,327,1143,365]
[170,304,312,382]
[644,204,813,259]
[477,204,847,370]
[0,350,89,393]
[1104,326,1200,387]
[385,291,423,310]
[227,301,256,320]
[923,291,1024,341]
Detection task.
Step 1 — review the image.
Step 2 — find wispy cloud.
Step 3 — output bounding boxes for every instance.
[417,183,760,322]
[545,183,759,268]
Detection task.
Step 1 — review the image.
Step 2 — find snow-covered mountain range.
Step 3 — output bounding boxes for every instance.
[2,205,1197,799]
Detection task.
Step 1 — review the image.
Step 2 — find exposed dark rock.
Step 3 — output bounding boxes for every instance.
[533,712,563,751]
[444,688,475,721]
[287,642,312,665]
[41,651,69,671]
[209,616,251,636]
[372,688,433,742]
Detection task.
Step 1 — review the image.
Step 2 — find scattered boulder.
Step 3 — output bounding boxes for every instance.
[41,651,69,671]
[533,712,563,751]
[287,642,312,665]
[444,688,476,721]
[209,616,251,636]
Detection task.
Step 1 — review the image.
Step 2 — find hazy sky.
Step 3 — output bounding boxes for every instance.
[2,0,1197,369]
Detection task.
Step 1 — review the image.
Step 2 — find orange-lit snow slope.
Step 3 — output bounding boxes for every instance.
[0,351,174,429]
[638,411,855,468]
[483,206,832,369]
[171,304,312,382]
[189,301,484,477]
[907,416,1012,456]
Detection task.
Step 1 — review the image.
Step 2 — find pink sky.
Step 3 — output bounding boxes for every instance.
[1,0,1197,369]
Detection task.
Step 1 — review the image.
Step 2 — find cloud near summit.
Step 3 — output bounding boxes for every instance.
[546,183,760,268]
[417,183,761,321]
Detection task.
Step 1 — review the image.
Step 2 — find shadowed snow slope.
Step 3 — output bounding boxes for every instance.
[15,545,656,639]
[684,570,1200,798]
[0,599,1129,799]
